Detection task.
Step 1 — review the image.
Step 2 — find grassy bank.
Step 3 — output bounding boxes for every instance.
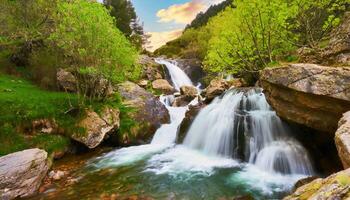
[0,74,77,156]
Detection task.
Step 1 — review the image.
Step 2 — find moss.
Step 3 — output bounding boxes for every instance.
[336,174,350,186]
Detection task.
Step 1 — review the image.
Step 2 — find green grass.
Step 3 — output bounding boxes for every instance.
[0,74,78,156]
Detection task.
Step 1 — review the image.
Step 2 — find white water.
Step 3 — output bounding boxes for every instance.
[90,59,314,195]
[155,59,194,91]
[183,88,314,176]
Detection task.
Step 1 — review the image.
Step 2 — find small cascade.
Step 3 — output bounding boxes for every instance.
[183,88,314,176]
[155,59,194,90]
[151,95,193,146]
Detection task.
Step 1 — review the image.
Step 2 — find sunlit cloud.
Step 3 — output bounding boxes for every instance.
[146,29,183,52]
[156,0,205,24]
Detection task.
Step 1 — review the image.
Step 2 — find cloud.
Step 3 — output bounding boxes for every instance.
[146,29,183,52]
[156,0,205,24]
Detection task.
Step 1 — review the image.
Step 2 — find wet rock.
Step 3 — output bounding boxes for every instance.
[178,103,206,143]
[72,107,120,148]
[180,85,198,98]
[48,170,66,181]
[118,81,170,144]
[172,96,192,107]
[152,79,175,94]
[56,68,77,92]
[175,59,205,86]
[284,168,350,200]
[335,111,350,169]
[0,148,49,200]
[260,63,350,133]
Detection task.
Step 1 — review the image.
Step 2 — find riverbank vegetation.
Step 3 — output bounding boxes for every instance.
[156,0,349,81]
[0,0,145,155]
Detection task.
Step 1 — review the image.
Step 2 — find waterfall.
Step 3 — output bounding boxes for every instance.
[155,59,194,90]
[92,60,196,168]
[183,88,314,175]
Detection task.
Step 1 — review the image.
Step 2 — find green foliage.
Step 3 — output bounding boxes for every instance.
[154,27,211,60]
[203,0,348,79]
[0,74,77,155]
[204,0,294,77]
[186,0,234,30]
[49,0,140,103]
[103,0,137,37]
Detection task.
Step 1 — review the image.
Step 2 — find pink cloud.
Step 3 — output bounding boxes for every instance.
[146,29,183,52]
[156,0,206,24]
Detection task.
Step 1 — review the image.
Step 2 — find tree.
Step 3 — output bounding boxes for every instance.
[50,0,139,103]
[103,0,137,37]
[204,0,293,78]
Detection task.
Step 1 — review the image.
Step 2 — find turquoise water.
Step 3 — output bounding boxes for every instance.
[31,146,306,200]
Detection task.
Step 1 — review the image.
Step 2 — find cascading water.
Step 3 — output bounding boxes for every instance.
[155,59,193,91]
[39,59,316,200]
[183,88,314,176]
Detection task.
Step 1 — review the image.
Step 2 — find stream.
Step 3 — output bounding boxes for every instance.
[31,59,315,200]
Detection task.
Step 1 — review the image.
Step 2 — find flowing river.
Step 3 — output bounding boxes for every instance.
[31,59,315,200]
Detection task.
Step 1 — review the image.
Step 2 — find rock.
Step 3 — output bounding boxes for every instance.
[178,103,205,143]
[180,85,198,98]
[31,119,58,134]
[56,68,77,92]
[48,170,66,181]
[117,81,170,144]
[260,63,350,133]
[335,111,350,169]
[174,59,205,86]
[138,79,148,88]
[284,168,350,200]
[293,176,319,191]
[0,148,49,200]
[139,55,164,81]
[152,79,175,94]
[172,96,192,107]
[204,79,230,101]
[72,107,120,148]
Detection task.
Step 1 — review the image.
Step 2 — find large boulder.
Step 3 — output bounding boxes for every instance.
[118,81,170,144]
[0,149,49,200]
[139,55,164,81]
[72,107,120,148]
[284,168,350,200]
[260,64,350,133]
[335,111,350,169]
[151,79,175,94]
[56,68,77,92]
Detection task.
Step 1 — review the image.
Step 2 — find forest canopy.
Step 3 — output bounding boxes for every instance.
[155,0,349,81]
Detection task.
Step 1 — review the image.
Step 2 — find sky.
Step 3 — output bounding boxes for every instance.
[129,0,225,51]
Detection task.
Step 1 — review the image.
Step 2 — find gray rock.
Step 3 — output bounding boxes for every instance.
[0,149,49,200]
[73,107,120,148]
[335,111,350,169]
[117,81,170,144]
[260,63,350,133]
[56,68,77,92]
